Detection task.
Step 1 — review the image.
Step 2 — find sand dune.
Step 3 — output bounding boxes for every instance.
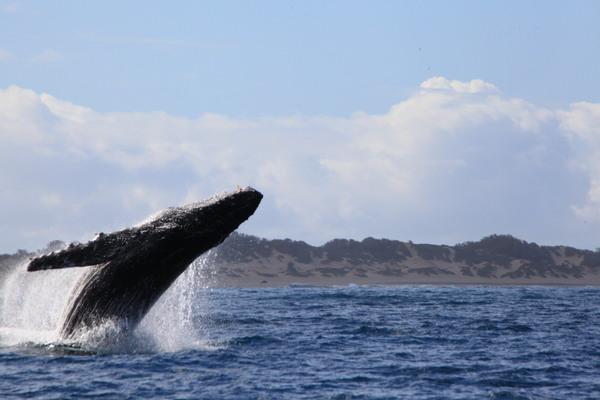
[209,233,600,287]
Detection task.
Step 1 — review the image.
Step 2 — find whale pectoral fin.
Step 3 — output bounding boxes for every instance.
[27,233,126,271]
[28,251,108,271]
[27,246,114,271]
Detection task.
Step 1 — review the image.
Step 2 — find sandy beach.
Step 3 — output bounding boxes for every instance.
[203,233,600,288]
[208,258,600,288]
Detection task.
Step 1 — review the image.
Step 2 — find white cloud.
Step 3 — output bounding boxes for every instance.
[0,78,599,252]
[420,76,498,93]
[558,102,600,141]
[558,102,600,222]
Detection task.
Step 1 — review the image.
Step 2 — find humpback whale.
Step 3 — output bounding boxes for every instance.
[27,186,263,339]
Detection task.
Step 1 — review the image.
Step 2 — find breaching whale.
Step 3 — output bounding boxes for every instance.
[27,186,262,339]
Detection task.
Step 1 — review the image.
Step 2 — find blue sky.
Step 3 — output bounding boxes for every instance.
[2,1,599,115]
[1,1,600,252]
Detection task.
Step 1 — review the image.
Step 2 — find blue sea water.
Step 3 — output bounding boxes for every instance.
[2,284,600,399]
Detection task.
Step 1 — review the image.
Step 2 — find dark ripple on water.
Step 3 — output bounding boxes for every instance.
[2,286,600,399]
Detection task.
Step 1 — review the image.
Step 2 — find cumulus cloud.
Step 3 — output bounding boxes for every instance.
[557,102,600,222]
[0,78,599,252]
[420,76,498,93]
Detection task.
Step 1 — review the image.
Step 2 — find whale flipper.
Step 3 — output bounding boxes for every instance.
[28,232,129,271]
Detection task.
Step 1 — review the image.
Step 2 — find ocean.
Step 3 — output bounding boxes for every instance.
[1,261,599,399]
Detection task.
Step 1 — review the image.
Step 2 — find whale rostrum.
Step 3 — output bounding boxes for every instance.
[27,187,263,339]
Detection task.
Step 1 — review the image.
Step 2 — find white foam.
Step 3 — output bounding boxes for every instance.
[0,261,88,346]
[137,251,221,352]
[0,252,220,353]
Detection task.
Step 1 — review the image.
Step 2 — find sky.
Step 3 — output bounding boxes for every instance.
[1,1,600,252]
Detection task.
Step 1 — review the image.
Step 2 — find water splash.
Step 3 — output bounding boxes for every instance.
[0,261,88,347]
[137,252,222,352]
[0,252,219,354]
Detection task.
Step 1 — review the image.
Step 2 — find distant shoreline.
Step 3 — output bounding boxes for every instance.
[209,273,600,289]
[212,282,600,289]
[4,233,600,290]
[201,233,600,289]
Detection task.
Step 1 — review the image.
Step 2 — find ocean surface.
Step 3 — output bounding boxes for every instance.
[1,262,600,399]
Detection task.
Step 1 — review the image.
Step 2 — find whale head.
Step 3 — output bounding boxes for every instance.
[27,186,263,272]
